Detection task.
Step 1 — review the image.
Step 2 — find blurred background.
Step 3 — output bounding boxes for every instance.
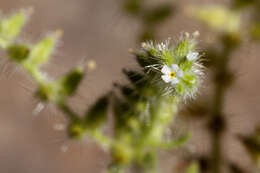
[0,0,259,173]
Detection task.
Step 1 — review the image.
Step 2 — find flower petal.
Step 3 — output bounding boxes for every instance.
[171,78,179,85]
[187,51,199,61]
[177,70,184,78]
[171,64,179,72]
[161,65,171,74]
[162,75,171,83]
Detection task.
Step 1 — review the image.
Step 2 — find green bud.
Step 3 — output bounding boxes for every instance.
[112,144,133,165]
[182,74,197,88]
[174,39,195,62]
[7,44,30,62]
[36,83,56,102]
[59,67,84,96]
[84,95,109,128]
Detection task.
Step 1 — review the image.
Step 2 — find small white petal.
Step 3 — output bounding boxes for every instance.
[171,64,179,72]
[177,70,184,78]
[171,78,179,84]
[187,51,199,61]
[162,75,171,83]
[161,65,171,74]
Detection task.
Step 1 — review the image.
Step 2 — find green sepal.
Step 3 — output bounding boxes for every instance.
[173,39,195,63]
[136,50,160,68]
[28,31,61,66]
[181,74,197,88]
[123,69,144,86]
[136,50,153,67]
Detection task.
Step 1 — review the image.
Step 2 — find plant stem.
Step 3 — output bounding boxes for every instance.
[57,101,80,121]
[210,39,233,173]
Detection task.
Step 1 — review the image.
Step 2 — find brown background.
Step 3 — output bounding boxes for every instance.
[0,0,259,172]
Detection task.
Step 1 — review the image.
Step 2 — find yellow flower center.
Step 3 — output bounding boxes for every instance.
[169,72,176,78]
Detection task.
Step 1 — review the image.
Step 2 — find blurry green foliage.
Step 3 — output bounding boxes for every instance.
[186,0,259,173]
[189,5,241,33]
[186,162,200,173]
[251,23,260,40]
[189,0,260,41]
[240,128,260,167]
[232,0,256,9]
[121,0,174,42]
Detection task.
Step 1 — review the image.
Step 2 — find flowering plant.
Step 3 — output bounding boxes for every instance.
[0,9,204,173]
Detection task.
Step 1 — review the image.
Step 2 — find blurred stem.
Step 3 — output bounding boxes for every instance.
[22,61,47,85]
[211,85,224,173]
[57,101,80,122]
[21,55,81,122]
[210,42,233,173]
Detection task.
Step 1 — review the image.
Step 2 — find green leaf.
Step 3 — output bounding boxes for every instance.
[28,30,61,66]
[0,10,30,48]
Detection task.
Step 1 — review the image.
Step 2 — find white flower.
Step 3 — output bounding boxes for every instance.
[161,64,184,85]
[186,51,199,61]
